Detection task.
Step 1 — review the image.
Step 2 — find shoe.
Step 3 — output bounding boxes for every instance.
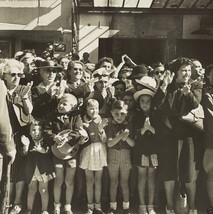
[108,208,116,214]
[165,206,175,214]
[147,205,156,214]
[65,211,73,214]
[10,205,22,214]
[41,211,49,214]
[94,209,105,214]
[189,209,198,214]
[53,210,60,214]
[123,208,130,214]
[139,206,148,214]
[86,209,93,214]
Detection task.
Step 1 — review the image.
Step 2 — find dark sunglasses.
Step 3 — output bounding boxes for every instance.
[7,73,24,78]
[154,71,165,75]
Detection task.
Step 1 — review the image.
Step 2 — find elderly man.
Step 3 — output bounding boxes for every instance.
[0,79,16,179]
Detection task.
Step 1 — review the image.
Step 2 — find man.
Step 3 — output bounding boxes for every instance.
[0,79,16,180]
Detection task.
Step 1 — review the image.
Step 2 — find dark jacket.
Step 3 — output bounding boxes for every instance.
[0,80,15,154]
[202,87,213,149]
[156,79,202,139]
[31,84,58,119]
[24,135,54,184]
[132,109,158,165]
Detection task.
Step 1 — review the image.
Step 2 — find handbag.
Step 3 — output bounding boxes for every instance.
[180,104,204,132]
[175,182,189,214]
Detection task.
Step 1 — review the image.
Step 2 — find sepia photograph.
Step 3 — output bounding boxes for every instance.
[0,0,213,214]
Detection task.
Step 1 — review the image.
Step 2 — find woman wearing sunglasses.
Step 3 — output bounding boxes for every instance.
[151,62,165,89]
[2,59,33,214]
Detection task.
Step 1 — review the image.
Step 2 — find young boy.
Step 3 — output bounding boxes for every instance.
[105,100,135,214]
[46,93,87,214]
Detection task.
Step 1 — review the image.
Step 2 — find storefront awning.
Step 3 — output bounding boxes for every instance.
[75,0,213,14]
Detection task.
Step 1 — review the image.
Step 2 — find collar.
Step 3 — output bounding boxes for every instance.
[32,137,44,145]
[84,114,102,124]
[111,120,128,125]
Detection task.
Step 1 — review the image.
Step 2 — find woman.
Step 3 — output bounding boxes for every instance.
[202,64,213,207]
[156,57,203,214]
[2,59,33,214]
[31,60,64,120]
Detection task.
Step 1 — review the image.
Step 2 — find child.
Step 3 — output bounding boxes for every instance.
[132,83,158,214]
[105,100,135,214]
[79,99,108,214]
[89,69,115,118]
[47,93,88,214]
[21,120,55,214]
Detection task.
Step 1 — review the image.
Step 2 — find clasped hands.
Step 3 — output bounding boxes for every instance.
[141,118,155,135]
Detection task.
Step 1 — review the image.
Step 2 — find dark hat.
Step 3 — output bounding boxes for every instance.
[112,80,126,89]
[127,64,148,80]
[37,60,63,72]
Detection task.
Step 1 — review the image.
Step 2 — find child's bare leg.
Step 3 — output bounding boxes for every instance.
[27,181,38,211]
[147,167,155,205]
[120,169,130,202]
[39,181,49,212]
[14,181,25,205]
[85,169,94,204]
[54,167,64,204]
[108,169,119,203]
[94,170,103,204]
[65,167,76,205]
[138,167,147,205]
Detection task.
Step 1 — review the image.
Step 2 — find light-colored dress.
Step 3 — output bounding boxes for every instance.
[80,115,107,171]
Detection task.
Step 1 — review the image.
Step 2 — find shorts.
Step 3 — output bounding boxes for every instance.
[53,155,77,168]
[108,148,132,171]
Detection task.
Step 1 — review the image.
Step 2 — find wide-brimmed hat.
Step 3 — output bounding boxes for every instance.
[135,76,157,91]
[127,64,148,80]
[51,129,79,160]
[134,89,156,101]
[37,60,63,72]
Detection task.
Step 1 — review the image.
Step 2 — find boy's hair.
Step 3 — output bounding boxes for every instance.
[86,98,99,108]
[29,118,46,130]
[111,100,128,111]
[123,90,134,98]
[60,93,78,105]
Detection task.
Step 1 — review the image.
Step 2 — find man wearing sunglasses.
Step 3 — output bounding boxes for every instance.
[2,59,33,214]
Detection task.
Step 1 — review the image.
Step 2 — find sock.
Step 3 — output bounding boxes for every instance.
[110,202,117,210]
[88,203,94,210]
[64,204,71,212]
[95,203,101,210]
[147,205,154,210]
[54,203,61,211]
[123,201,129,210]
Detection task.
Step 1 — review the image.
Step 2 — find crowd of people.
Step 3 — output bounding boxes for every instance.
[0,46,212,214]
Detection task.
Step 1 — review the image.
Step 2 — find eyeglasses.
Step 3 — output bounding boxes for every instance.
[154,71,165,75]
[6,73,24,78]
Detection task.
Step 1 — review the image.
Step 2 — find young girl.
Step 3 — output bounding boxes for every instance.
[21,120,55,214]
[132,77,158,214]
[79,99,108,214]
[105,100,135,214]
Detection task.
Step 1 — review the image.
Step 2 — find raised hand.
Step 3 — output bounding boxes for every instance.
[161,70,175,92]
[121,129,130,141]
[181,84,191,96]
[21,135,30,147]
[20,81,33,99]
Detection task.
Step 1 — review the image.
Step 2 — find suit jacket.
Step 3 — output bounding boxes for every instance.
[0,80,15,154]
